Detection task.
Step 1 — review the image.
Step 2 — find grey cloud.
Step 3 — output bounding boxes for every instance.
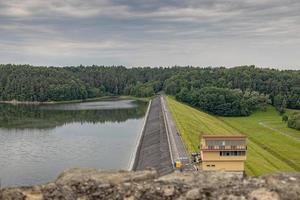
[0,0,299,69]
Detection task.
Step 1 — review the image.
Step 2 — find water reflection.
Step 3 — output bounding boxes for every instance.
[0,100,147,129]
[0,99,147,187]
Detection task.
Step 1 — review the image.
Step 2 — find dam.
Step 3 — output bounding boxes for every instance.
[131,97,174,175]
[131,95,193,175]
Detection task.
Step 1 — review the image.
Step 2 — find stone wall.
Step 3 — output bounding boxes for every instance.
[1,169,299,200]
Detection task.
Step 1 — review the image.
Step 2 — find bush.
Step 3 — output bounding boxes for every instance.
[288,112,300,130]
[282,115,288,122]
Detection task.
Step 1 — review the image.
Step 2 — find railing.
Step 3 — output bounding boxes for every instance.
[201,145,247,150]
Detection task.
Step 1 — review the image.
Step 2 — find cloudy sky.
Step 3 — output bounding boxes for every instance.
[0,0,299,69]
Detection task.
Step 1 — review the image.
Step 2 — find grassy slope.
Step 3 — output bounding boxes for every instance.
[166,96,300,176]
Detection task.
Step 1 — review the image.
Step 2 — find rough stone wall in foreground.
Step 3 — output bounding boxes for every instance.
[1,169,299,200]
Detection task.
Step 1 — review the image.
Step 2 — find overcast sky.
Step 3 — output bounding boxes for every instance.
[0,0,299,69]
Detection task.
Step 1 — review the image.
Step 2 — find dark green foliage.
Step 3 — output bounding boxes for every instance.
[0,64,299,116]
[0,65,88,101]
[196,87,243,116]
[288,112,300,130]
[127,82,155,97]
[176,87,269,116]
[287,87,300,109]
[274,94,287,114]
[163,66,299,115]
[282,114,288,122]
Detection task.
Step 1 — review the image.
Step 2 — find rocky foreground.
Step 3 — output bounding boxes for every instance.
[1,169,299,200]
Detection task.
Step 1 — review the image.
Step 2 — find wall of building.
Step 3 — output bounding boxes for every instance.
[202,161,245,171]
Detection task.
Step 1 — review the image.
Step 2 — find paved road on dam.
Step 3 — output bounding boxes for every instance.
[161,96,195,171]
[132,97,174,175]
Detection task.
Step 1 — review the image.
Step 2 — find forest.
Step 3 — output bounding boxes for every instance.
[0,64,299,123]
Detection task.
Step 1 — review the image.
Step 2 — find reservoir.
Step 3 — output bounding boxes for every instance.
[0,99,147,187]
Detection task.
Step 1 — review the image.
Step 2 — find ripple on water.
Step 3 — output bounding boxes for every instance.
[0,100,147,187]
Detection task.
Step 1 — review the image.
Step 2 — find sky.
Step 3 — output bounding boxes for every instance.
[0,0,300,69]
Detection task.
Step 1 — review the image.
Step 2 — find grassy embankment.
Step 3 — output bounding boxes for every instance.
[166,96,300,176]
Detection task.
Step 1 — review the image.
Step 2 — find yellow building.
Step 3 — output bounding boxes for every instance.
[200,135,247,172]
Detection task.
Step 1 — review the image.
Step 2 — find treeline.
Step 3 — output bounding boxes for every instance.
[163,66,300,113]
[176,87,270,116]
[0,65,87,101]
[0,64,299,117]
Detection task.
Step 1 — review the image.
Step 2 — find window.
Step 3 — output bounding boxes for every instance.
[220,151,246,156]
[212,165,215,167]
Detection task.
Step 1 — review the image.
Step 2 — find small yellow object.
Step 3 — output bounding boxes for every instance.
[175,160,182,169]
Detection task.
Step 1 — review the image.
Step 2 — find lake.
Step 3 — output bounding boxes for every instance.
[0,99,147,187]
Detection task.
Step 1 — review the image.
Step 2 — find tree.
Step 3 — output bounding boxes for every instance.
[274,94,287,114]
[0,64,299,115]
[282,115,288,122]
[288,112,300,130]
[175,87,269,116]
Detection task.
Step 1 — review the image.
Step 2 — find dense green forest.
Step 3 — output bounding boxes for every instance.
[175,87,270,116]
[0,64,299,118]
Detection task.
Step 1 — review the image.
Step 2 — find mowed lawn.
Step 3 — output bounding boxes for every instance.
[166,96,300,176]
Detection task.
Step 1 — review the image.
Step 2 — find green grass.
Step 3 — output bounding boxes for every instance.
[166,96,300,176]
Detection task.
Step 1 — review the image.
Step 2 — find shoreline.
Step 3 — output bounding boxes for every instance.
[0,100,54,105]
[0,96,151,105]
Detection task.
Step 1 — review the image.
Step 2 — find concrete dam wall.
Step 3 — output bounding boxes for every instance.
[132,97,173,175]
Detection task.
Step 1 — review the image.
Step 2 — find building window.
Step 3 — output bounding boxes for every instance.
[212,165,215,167]
[220,151,246,156]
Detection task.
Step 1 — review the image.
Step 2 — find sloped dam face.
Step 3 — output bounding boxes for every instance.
[0,100,147,187]
[132,97,173,175]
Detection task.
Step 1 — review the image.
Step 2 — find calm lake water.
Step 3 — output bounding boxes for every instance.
[0,99,147,187]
